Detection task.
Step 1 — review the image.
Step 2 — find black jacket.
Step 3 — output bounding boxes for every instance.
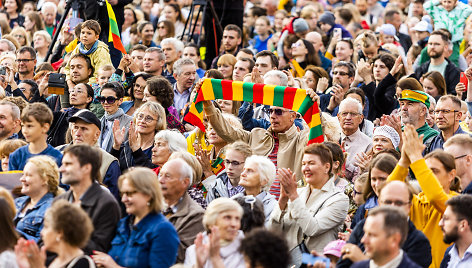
[48,107,80,147]
[361,73,398,121]
[398,32,412,52]
[352,253,421,268]
[414,58,460,95]
[110,141,157,172]
[337,219,432,268]
[56,182,121,254]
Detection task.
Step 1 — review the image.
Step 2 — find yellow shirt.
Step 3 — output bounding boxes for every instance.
[387,159,458,268]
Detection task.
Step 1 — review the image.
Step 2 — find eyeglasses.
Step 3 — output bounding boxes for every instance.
[14,34,25,39]
[136,113,157,123]
[120,190,137,197]
[268,108,289,116]
[381,200,410,206]
[434,109,458,115]
[291,42,303,48]
[97,96,119,104]
[353,189,362,196]
[19,87,27,92]
[244,195,256,210]
[15,59,35,63]
[224,159,245,166]
[339,111,361,118]
[455,154,468,160]
[333,71,349,76]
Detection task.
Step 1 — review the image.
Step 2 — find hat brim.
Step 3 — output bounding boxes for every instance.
[69,116,101,129]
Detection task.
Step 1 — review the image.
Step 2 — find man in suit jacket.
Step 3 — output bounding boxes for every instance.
[348,206,421,268]
[159,158,205,263]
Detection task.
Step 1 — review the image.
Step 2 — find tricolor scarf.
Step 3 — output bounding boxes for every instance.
[184,79,323,144]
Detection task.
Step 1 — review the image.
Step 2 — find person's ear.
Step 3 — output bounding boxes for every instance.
[324,162,331,174]
[456,111,462,122]
[237,37,242,46]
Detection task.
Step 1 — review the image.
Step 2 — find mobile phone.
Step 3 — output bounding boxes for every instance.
[301,253,330,267]
[460,72,468,89]
[48,73,66,95]
[0,66,6,76]
[334,28,342,36]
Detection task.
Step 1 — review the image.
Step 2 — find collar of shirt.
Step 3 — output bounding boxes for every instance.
[370,249,403,268]
[164,196,184,214]
[449,243,472,264]
[341,128,362,142]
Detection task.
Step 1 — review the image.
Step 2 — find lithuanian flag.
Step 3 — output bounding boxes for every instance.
[184,79,323,144]
[106,0,127,54]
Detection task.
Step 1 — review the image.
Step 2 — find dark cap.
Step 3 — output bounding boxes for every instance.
[68,110,101,129]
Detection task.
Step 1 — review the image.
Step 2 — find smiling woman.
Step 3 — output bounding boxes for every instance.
[13,155,60,242]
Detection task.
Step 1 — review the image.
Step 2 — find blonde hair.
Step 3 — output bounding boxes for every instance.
[33,30,52,45]
[118,167,164,213]
[225,141,253,159]
[361,31,378,49]
[26,155,60,196]
[203,198,243,231]
[0,139,27,157]
[10,27,30,47]
[134,101,167,131]
[217,54,237,67]
[98,64,116,73]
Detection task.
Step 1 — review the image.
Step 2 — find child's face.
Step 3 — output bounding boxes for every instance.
[80,27,99,48]
[441,0,457,11]
[255,18,270,36]
[97,70,114,87]
[21,117,49,143]
[1,155,9,171]
[382,34,395,44]
[353,180,365,206]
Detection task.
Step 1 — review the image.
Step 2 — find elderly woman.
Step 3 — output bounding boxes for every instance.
[92,168,180,268]
[14,155,60,242]
[143,76,185,133]
[372,125,400,154]
[270,143,349,265]
[112,101,167,171]
[32,30,51,65]
[151,129,188,175]
[233,155,277,225]
[184,198,245,268]
[15,200,95,267]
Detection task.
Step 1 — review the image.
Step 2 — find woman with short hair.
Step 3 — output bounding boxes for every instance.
[15,199,95,267]
[184,198,245,268]
[112,101,167,171]
[92,167,180,268]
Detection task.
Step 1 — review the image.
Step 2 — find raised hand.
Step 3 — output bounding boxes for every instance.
[251,67,263,84]
[112,119,126,150]
[194,143,214,178]
[194,232,209,268]
[390,56,404,76]
[402,124,425,163]
[278,168,298,201]
[128,121,141,152]
[38,72,51,96]
[354,152,372,172]
[316,77,329,94]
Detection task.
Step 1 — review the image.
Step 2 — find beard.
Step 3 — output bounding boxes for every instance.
[428,50,442,59]
[401,111,420,125]
[443,226,459,244]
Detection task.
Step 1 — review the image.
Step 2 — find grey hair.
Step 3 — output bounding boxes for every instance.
[263,70,288,86]
[41,2,57,14]
[145,47,165,61]
[203,198,243,231]
[166,158,194,186]
[0,40,16,53]
[244,155,276,192]
[154,129,187,153]
[173,58,196,75]
[161,38,184,53]
[0,101,20,120]
[339,97,363,114]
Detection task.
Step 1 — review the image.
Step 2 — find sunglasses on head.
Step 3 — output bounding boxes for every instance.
[97,96,119,104]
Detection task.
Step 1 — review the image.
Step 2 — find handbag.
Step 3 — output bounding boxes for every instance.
[288,191,342,268]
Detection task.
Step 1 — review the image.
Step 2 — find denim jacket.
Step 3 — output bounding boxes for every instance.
[108,212,179,268]
[14,192,54,242]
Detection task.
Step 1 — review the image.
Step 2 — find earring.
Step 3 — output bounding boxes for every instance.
[147,201,151,206]
[56,236,60,242]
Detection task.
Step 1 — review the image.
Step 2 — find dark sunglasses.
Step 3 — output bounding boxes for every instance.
[97,96,119,104]
[268,108,286,116]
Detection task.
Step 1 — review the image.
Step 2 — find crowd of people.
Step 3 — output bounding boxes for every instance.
[2,0,472,267]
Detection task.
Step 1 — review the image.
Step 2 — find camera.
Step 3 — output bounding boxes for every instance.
[48,73,66,95]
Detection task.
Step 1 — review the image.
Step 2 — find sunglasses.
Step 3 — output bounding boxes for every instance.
[97,96,119,104]
[268,108,288,116]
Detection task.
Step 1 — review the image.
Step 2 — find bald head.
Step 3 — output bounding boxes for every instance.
[305,32,323,52]
[378,181,412,215]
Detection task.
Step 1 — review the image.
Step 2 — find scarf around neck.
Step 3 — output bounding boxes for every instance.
[105,108,125,122]
[79,40,99,55]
